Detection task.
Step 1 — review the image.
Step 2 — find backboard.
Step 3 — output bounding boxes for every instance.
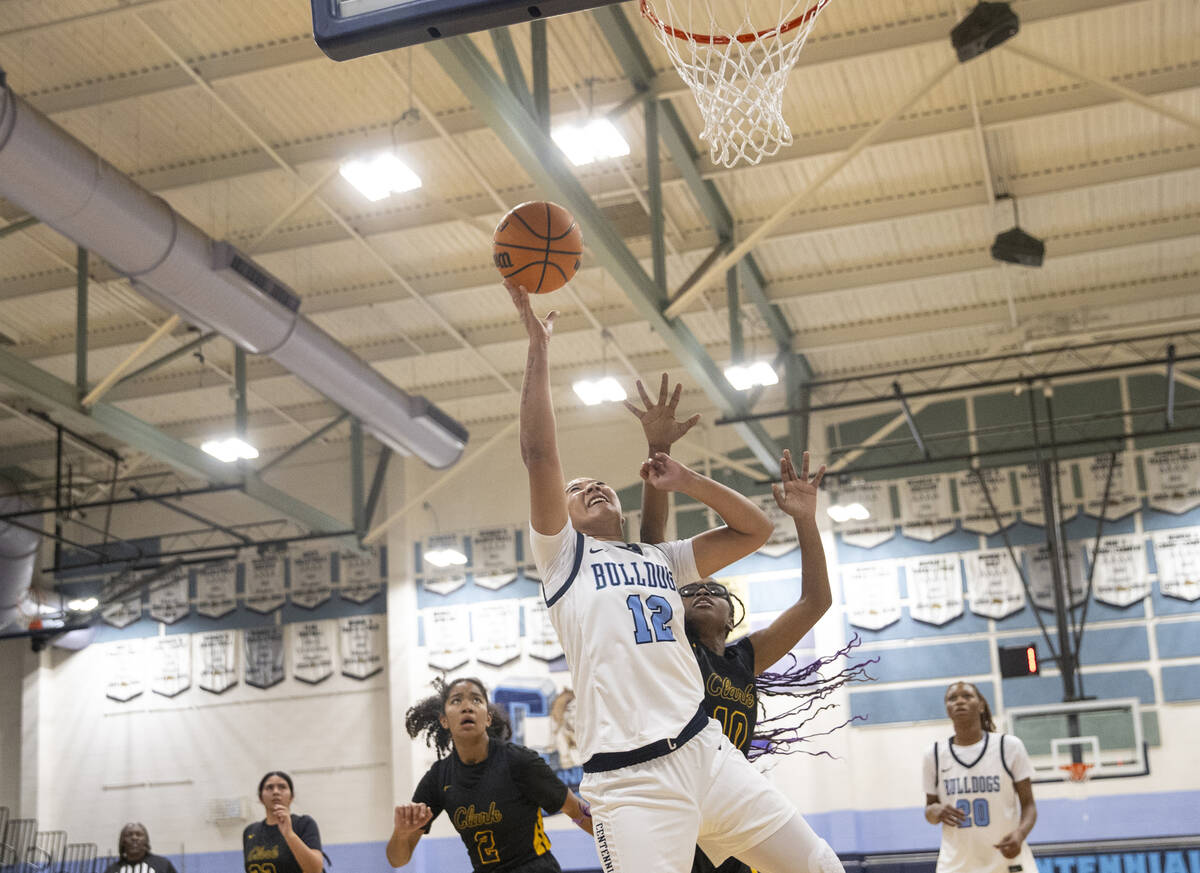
[1006,698,1149,782]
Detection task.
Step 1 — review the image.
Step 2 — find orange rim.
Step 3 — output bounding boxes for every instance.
[1059,762,1093,782]
[640,0,832,46]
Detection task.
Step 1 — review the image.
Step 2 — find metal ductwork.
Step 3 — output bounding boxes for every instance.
[0,484,40,634]
[0,75,468,468]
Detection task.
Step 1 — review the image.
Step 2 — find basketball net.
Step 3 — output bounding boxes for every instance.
[1059,762,1094,784]
[641,0,833,168]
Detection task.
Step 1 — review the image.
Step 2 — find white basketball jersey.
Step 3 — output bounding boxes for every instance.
[926,733,1037,873]
[530,519,704,763]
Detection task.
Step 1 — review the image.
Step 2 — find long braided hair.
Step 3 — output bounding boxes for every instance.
[406,676,513,758]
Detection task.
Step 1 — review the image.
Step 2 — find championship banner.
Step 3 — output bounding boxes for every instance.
[245,554,286,614]
[292,620,336,684]
[421,533,468,596]
[1152,528,1200,601]
[905,554,964,626]
[106,639,144,702]
[833,480,895,549]
[339,546,384,603]
[963,549,1025,619]
[523,597,563,661]
[195,560,237,619]
[289,548,332,609]
[899,475,956,542]
[340,615,385,680]
[150,635,191,697]
[1081,454,1139,521]
[753,495,800,557]
[244,626,285,689]
[195,630,238,694]
[956,468,1016,535]
[1085,535,1150,607]
[1144,446,1200,514]
[471,527,519,590]
[102,594,141,629]
[841,561,902,630]
[1017,462,1077,526]
[147,566,190,624]
[1026,543,1086,610]
[471,600,521,667]
[425,606,471,671]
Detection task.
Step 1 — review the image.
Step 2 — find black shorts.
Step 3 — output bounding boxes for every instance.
[694,845,753,873]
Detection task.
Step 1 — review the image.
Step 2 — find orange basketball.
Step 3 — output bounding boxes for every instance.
[493,201,583,294]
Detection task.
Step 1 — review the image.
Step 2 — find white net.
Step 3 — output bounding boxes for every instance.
[641,0,833,168]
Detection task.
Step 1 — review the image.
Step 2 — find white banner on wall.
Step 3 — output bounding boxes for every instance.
[1086,535,1150,607]
[471,600,522,666]
[1017,462,1077,526]
[833,480,895,549]
[471,527,519,590]
[150,635,191,697]
[195,560,237,619]
[244,626,285,689]
[956,468,1016,534]
[1144,446,1200,514]
[1026,543,1086,610]
[148,567,190,624]
[963,549,1025,619]
[1152,528,1200,602]
[1081,454,1139,520]
[422,534,469,596]
[340,615,385,680]
[340,546,384,603]
[102,595,141,629]
[195,630,238,693]
[905,554,964,626]
[425,606,471,671]
[291,620,336,684]
[245,554,286,614]
[841,562,902,630]
[899,475,956,542]
[290,548,333,609]
[106,639,144,702]
[523,597,563,661]
[753,495,801,557]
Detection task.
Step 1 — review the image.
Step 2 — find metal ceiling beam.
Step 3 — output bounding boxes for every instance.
[428,34,782,468]
[0,345,346,532]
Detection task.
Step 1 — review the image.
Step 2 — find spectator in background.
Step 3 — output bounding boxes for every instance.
[103,823,178,873]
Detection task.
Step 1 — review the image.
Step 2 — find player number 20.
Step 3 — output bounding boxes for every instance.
[626,594,676,644]
[954,798,990,828]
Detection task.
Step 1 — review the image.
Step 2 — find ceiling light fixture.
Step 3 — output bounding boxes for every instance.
[201,436,260,463]
[552,119,631,167]
[339,152,422,202]
[423,548,468,568]
[572,377,627,406]
[724,361,779,391]
[67,597,99,612]
[827,502,871,523]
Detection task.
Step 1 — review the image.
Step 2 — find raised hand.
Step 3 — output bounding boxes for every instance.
[623,374,701,451]
[393,803,433,836]
[273,804,293,835]
[771,450,826,523]
[505,279,557,345]
[639,451,698,493]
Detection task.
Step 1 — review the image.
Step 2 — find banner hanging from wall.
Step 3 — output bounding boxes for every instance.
[841,562,901,630]
[471,527,520,590]
[752,495,801,557]
[245,554,286,614]
[147,567,190,624]
[956,468,1017,534]
[339,546,384,603]
[899,475,956,542]
[1086,534,1150,607]
[106,639,144,702]
[1144,446,1200,514]
[1152,528,1200,601]
[244,626,285,689]
[195,560,238,619]
[426,606,471,671]
[1017,462,1077,526]
[1081,454,1140,520]
[195,629,238,693]
[292,620,336,684]
[1026,543,1086,610]
[471,600,521,666]
[150,635,191,697]
[102,594,141,629]
[421,533,468,596]
[340,615,384,680]
[963,548,1025,619]
[833,480,894,549]
[905,554,964,625]
[523,597,563,661]
[290,548,333,609]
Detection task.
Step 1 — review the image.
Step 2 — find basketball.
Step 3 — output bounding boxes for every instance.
[492,201,583,294]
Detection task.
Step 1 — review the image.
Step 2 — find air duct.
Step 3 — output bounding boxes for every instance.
[0,77,468,468]
[0,484,40,634]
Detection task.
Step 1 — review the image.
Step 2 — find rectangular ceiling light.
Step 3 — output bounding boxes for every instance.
[572,376,627,406]
[339,152,422,202]
[201,436,260,463]
[552,119,631,167]
[724,361,779,391]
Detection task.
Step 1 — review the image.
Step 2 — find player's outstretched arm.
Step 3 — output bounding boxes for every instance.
[749,450,831,673]
[641,453,772,577]
[560,791,594,836]
[623,374,700,544]
[506,280,567,535]
[386,804,432,868]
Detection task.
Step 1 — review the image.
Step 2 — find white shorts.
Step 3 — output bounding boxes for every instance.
[580,720,795,873]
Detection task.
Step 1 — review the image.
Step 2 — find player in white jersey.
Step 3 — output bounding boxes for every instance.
[924,682,1039,873]
[509,280,844,873]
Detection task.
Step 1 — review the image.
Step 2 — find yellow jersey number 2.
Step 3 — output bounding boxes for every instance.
[474,830,500,865]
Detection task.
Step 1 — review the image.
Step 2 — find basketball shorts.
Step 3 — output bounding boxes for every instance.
[580,720,795,873]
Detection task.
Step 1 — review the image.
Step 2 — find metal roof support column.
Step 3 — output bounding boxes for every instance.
[234,346,248,439]
[1165,343,1176,428]
[363,447,392,532]
[350,417,365,538]
[531,19,550,133]
[727,267,742,364]
[646,99,667,294]
[490,27,535,114]
[428,36,782,468]
[785,355,809,455]
[75,247,87,398]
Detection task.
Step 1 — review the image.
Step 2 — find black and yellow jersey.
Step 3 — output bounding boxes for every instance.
[690,635,758,755]
[413,738,568,873]
[242,815,321,873]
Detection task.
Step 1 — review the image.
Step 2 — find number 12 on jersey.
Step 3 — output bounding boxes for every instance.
[626,594,676,644]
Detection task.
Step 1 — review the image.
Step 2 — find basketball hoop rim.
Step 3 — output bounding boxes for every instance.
[1059,762,1094,783]
[640,0,831,46]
